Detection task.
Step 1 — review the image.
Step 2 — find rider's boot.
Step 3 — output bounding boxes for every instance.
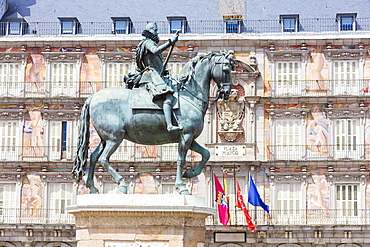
[163,99,183,132]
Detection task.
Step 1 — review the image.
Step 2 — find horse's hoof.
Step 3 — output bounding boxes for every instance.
[182,169,195,178]
[176,186,190,195]
[118,185,128,194]
[89,187,100,194]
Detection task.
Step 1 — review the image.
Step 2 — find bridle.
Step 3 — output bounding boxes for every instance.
[211,55,233,101]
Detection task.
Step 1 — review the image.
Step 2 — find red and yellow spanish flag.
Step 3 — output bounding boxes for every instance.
[214,173,230,226]
[236,178,256,231]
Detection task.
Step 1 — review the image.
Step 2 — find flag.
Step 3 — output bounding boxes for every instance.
[248,175,269,213]
[236,178,255,231]
[223,173,231,224]
[214,173,229,226]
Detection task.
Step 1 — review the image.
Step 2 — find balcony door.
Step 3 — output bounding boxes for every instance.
[0,121,19,161]
[275,119,302,160]
[50,62,77,97]
[335,184,360,224]
[274,183,303,224]
[332,60,359,95]
[48,183,73,223]
[106,62,131,88]
[49,121,73,160]
[334,118,360,159]
[0,63,22,97]
[275,61,301,96]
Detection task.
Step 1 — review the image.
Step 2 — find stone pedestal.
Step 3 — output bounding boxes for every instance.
[68,194,215,247]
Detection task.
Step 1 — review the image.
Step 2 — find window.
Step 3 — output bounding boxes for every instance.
[275,183,303,224]
[103,183,122,194]
[332,60,359,95]
[168,62,186,76]
[275,119,302,159]
[167,17,187,33]
[111,18,131,34]
[0,63,22,97]
[8,22,21,35]
[106,62,131,87]
[280,15,299,32]
[0,121,19,160]
[225,19,240,33]
[275,61,300,95]
[48,183,73,217]
[337,13,356,31]
[58,18,80,34]
[0,184,16,221]
[336,184,358,220]
[49,121,73,160]
[334,119,360,159]
[51,62,76,97]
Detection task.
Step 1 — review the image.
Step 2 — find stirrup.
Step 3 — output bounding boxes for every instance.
[167,126,181,132]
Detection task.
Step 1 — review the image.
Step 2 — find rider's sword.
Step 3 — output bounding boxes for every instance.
[160,30,180,77]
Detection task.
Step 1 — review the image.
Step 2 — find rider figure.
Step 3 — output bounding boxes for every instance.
[135,22,182,132]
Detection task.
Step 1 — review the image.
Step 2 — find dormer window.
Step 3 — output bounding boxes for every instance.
[167,17,187,33]
[111,17,131,34]
[6,19,27,35]
[223,15,242,33]
[280,15,299,32]
[337,13,357,31]
[58,17,80,34]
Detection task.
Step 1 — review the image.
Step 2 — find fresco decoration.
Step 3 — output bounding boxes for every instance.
[133,173,157,194]
[306,105,329,158]
[21,174,43,219]
[264,45,370,96]
[23,105,45,158]
[80,51,101,96]
[25,47,46,96]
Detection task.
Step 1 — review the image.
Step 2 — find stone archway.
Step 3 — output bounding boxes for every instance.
[219,244,243,247]
[277,244,303,247]
[42,243,72,247]
[337,244,362,247]
[0,242,16,247]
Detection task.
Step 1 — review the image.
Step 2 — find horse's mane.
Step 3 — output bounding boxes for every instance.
[178,52,223,85]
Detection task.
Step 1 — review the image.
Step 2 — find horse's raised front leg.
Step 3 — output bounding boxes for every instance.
[98,139,127,193]
[86,141,105,194]
[175,133,194,195]
[182,140,210,178]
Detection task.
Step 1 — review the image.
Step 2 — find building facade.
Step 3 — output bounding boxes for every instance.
[0,0,368,246]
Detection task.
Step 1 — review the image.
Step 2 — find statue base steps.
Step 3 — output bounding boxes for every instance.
[68,194,215,247]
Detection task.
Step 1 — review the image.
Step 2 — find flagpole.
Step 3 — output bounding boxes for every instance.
[233,163,237,226]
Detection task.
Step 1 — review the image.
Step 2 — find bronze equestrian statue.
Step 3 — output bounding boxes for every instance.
[72,23,234,195]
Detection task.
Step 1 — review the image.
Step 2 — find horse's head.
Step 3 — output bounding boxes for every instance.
[211,51,234,100]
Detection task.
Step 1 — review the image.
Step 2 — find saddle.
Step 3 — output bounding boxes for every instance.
[129,84,179,110]
[128,67,179,110]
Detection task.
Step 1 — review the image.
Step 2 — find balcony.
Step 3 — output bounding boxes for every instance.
[267,144,370,161]
[1,18,370,37]
[0,208,75,225]
[0,81,121,99]
[2,144,199,162]
[206,208,370,226]
[269,79,370,97]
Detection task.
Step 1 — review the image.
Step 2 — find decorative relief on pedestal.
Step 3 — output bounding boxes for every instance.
[217,89,244,142]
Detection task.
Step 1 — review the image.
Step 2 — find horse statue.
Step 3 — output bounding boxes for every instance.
[72,51,234,195]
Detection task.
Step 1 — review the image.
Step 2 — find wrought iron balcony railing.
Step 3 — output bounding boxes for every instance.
[267,144,370,161]
[0,208,75,225]
[0,81,123,98]
[1,18,370,36]
[2,144,199,162]
[206,208,370,226]
[269,79,370,97]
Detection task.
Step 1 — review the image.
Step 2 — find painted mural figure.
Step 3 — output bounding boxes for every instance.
[133,22,182,132]
[306,105,329,155]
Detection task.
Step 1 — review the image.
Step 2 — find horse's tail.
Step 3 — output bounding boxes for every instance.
[71,96,92,182]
